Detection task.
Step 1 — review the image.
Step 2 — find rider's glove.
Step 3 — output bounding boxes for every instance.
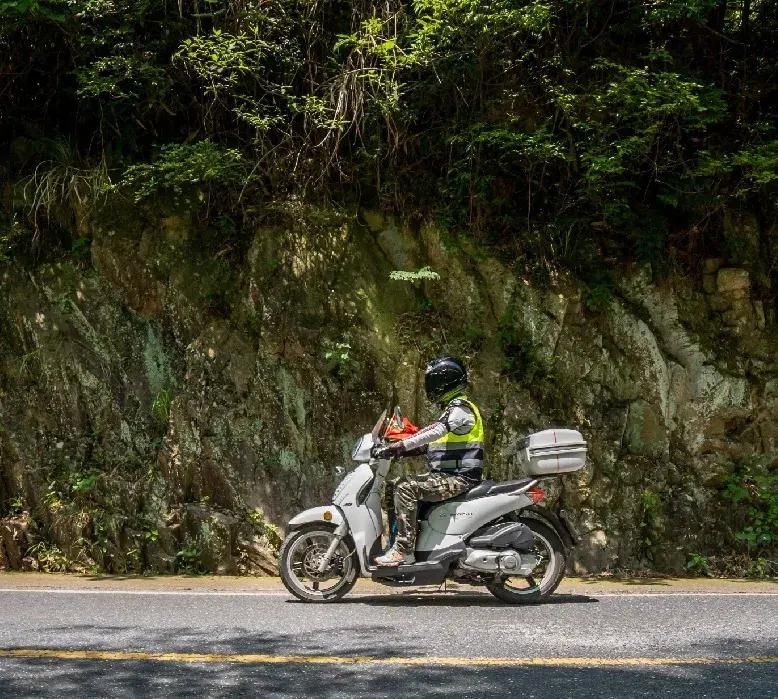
[372,442,404,460]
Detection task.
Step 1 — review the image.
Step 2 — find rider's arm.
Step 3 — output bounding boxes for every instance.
[395,403,476,454]
[397,421,447,455]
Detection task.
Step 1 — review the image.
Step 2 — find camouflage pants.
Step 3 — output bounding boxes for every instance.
[384,472,472,555]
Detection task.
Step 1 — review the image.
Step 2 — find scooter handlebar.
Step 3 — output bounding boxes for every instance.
[371,444,392,460]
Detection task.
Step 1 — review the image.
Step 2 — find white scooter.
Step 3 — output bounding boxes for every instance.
[279,409,587,603]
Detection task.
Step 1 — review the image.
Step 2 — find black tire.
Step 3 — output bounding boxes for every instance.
[485,519,567,604]
[279,523,359,602]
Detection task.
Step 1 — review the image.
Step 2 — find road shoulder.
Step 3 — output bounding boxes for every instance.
[0,572,775,595]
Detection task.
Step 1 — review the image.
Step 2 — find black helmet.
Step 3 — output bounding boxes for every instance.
[424,356,468,403]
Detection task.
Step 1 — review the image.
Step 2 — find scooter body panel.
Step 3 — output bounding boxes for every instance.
[416,492,534,551]
[332,462,384,574]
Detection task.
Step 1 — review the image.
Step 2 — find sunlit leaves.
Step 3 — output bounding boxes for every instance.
[389,266,441,281]
[3,0,778,265]
[118,141,246,202]
[175,30,272,95]
[643,0,720,24]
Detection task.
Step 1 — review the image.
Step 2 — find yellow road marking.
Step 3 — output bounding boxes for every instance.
[1,649,777,667]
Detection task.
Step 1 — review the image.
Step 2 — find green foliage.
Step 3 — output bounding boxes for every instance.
[151,389,173,423]
[70,470,99,495]
[684,552,711,576]
[27,541,70,572]
[592,61,726,129]
[498,327,548,384]
[0,215,26,263]
[723,462,778,550]
[175,537,205,574]
[645,0,720,24]
[733,141,778,188]
[3,0,778,268]
[696,140,778,199]
[579,61,727,235]
[8,495,25,514]
[408,0,553,62]
[640,488,662,514]
[638,488,663,560]
[460,125,566,170]
[322,340,354,377]
[321,332,364,387]
[77,56,168,102]
[747,556,777,579]
[24,453,165,574]
[70,236,92,263]
[247,509,282,550]
[118,141,245,203]
[0,0,66,21]
[584,281,614,313]
[389,266,441,282]
[42,479,66,513]
[176,30,270,93]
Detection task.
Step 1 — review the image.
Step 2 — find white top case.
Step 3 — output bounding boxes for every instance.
[518,429,587,476]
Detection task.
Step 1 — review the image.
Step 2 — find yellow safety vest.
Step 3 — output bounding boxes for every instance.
[427,396,484,479]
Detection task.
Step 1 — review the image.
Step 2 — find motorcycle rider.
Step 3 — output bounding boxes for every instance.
[374,356,485,566]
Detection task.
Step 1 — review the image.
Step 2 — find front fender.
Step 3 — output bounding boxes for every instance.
[287,505,346,531]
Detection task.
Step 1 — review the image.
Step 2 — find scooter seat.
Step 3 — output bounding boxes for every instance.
[430,478,536,509]
[484,478,535,496]
[455,477,535,501]
[463,480,496,500]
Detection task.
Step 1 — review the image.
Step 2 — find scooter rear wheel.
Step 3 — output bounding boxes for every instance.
[279,523,359,602]
[485,519,566,604]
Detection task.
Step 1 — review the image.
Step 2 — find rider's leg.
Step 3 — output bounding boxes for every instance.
[383,477,398,543]
[375,473,471,565]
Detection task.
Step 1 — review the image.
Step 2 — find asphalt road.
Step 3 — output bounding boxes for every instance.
[0,580,776,698]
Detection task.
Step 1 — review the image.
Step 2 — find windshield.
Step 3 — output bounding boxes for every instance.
[371,409,388,442]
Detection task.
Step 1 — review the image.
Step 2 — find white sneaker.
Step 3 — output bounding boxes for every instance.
[374,547,415,566]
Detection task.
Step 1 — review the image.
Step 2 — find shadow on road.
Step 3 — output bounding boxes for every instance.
[292,592,598,607]
[2,588,775,697]
[1,656,775,698]
[2,618,776,697]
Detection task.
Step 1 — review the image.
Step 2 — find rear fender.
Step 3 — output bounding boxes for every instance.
[287,506,346,531]
[519,505,578,550]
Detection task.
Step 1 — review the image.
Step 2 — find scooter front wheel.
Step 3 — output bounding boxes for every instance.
[279,523,359,602]
[485,519,566,604]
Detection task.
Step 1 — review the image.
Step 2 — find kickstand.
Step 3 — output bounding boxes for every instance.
[436,579,447,594]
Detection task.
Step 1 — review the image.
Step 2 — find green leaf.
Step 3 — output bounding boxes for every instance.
[389,266,441,282]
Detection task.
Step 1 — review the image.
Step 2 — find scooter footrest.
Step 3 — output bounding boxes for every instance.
[372,576,417,587]
[370,561,436,577]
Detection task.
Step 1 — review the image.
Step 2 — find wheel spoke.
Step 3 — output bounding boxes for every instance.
[282,529,356,600]
[488,525,563,601]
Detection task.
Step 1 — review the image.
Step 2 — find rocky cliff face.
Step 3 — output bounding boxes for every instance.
[1,203,776,574]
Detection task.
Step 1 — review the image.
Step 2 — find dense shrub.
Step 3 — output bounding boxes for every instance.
[1,0,777,277]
